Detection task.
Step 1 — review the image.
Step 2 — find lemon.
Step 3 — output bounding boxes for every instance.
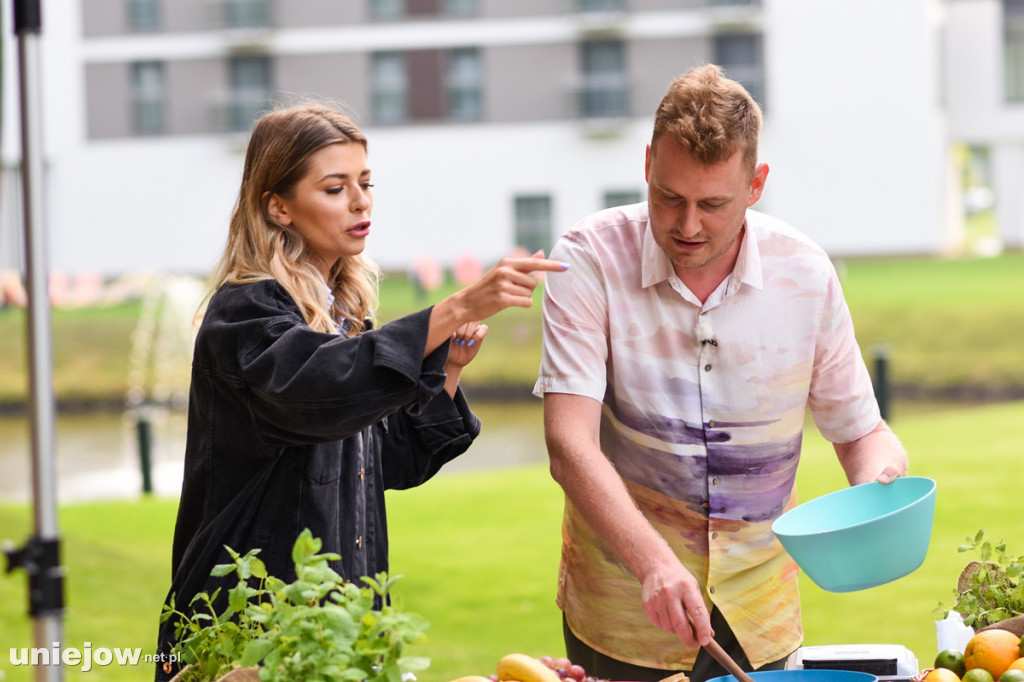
[964,669,995,682]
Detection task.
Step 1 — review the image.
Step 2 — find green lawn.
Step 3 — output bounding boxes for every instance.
[0,252,1022,404]
[840,253,1024,390]
[1,399,1023,681]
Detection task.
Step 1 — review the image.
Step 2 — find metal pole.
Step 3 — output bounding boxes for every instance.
[137,413,154,495]
[873,345,891,423]
[4,1,65,680]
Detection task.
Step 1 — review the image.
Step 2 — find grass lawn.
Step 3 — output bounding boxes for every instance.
[0,252,1022,404]
[1,399,1023,681]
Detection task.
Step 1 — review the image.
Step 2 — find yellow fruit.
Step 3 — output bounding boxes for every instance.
[963,669,995,682]
[1008,659,1024,673]
[937,649,968,677]
[965,630,1023,678]
[925,668,963,682]
[496,653,561,682]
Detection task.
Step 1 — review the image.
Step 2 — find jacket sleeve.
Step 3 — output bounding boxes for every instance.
[381,382,482,490]
[203,281,450,446]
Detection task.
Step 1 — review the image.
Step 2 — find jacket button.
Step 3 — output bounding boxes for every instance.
[359,467,366,482]
[356,535,363,548]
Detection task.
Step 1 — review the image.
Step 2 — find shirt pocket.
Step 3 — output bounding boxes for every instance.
[301,441,346,485]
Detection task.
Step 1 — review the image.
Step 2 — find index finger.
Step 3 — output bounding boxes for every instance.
[506,257,570,273]
[684,604,714,647]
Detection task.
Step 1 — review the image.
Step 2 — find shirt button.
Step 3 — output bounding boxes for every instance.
[708,419,716,428]
[709,586,716,595]
[712,477,721,486]
[704,364,712,372]
[356,535,363,548]
[712,531,719,539]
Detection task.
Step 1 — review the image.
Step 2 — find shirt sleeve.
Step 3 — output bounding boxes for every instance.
[203,282,450,445]
[533,234,610,402]
[807,262,882,443]
[381,386,482,490]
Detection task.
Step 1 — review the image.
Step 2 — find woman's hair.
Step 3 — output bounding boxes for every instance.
[651,63,762,176]
[210,102,379,336]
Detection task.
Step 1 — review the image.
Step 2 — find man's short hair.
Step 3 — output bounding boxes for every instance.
[651,64,763,175]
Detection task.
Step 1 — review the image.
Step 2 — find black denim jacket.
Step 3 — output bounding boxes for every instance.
[155,280,480,679]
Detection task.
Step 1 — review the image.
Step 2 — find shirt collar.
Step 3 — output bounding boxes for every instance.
[641,209,765,294]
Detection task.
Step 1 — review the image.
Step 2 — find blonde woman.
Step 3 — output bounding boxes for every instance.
[155,103,566,678]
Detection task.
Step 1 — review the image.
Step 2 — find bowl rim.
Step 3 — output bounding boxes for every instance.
[706,670,879,681]
[771,475,936,538]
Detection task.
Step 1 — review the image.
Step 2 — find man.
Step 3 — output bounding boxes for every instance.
[533,64,907,682]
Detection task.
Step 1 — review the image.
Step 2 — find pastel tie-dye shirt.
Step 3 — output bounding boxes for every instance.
[533,203,881,671]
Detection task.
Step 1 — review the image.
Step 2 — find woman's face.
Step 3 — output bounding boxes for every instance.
[269,142,373,278]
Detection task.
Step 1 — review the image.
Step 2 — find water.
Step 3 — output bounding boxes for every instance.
[0,400,547,504]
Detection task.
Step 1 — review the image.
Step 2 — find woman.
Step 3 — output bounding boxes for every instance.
[155,103,566,678]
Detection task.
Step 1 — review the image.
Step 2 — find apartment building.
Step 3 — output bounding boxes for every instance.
[945,0,1024,251]
[0,0,975,276]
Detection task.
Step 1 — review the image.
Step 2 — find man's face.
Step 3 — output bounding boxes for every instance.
[645,138,768,278]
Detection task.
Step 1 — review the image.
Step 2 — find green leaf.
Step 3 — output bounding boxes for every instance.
[292,528,321,567]
[250,556,268,580]
[241,639,276,667]
[229,583,250,613]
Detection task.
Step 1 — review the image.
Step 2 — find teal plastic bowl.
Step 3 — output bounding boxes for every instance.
[771,476,936,592]
[708,671,877,682]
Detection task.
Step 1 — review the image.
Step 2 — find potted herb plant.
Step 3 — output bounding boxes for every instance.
[161,529,430,682]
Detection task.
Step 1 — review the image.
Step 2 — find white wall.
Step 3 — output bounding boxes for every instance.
[760,0,948,256]
[362,120,651,270]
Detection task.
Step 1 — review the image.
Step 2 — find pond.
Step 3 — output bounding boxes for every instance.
[0,400,547,504]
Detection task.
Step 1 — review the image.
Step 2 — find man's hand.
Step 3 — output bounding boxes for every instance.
[640,562,714,647]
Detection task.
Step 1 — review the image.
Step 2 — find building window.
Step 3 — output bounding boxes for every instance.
[369,0,476,17]
[514,195,553,254]
[127,0,160,31]
[229,55,271,132]
[373,48,481,123]
[1006,0,1024,102]
[372,52,408,123]
[131,61,165,134]
[580,40,628,119]
[447,48,482,120]
[224,0,270,28]
[370,0,404,20]
[577,0,625,11]
[714,32,765,109]
[444,0,477,16]
[603,189,642,208]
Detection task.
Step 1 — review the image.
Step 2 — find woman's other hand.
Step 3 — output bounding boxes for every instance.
[442,322,488,397]
[447,321,488,369]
